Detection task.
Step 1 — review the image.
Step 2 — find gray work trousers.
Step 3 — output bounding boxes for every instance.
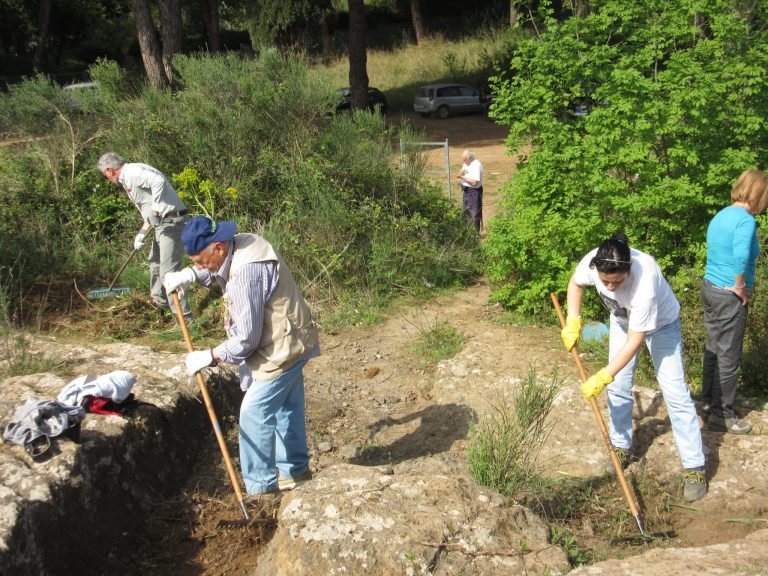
[701,278,748,419]
[148,216,191,317]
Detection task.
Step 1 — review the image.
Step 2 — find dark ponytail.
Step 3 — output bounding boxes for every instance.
[589,232,631,274]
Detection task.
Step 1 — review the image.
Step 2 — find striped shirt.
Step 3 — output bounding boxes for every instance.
[193,242,318,390]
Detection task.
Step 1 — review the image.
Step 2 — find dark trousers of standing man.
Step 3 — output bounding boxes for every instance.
[462,186,483,232]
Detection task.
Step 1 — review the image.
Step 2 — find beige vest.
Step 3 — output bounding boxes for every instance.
[226,234,319,381]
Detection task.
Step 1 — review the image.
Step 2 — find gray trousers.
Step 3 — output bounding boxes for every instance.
[148,216,191,316]
[701,278,748,419]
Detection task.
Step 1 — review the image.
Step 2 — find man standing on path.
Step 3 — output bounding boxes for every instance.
[97,152,192,321]
[162,216,319,497]
[456,150,483,233]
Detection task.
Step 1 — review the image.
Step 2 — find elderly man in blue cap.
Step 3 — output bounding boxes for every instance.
[163,216,319,497]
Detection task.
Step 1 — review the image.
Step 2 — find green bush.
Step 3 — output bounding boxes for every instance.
[485,0,768,318]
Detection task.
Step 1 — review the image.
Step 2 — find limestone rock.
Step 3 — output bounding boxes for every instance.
[570,528,768,575]
[257,463,569,575]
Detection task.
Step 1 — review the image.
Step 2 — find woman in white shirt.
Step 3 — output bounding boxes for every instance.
[560,232,706,502]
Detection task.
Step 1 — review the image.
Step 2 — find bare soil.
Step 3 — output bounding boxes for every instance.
[35,111,766,573]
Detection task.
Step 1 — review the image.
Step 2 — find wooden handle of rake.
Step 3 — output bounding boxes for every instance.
[108,248,139,291]
[550,293,644,533]
[172,291,250,521]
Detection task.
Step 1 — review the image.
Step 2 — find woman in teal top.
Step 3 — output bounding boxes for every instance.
[701,169,768,434]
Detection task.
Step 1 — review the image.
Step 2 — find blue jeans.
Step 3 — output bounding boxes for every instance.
[239,356,310,494]
[607,317,704,470]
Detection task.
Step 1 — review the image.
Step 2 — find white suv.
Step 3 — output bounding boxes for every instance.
[413,84,487,119]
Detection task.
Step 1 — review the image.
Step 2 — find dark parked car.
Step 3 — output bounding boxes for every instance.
[413,84,489,119]
[336,87,388,114]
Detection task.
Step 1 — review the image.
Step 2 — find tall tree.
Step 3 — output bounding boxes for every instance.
[158,0,183,81]
[200,0,221,52]
[32,0,52,72]
[348,0,369,110]
[486,0,768,314]
[131,0,169,88]
[411,0,424,44]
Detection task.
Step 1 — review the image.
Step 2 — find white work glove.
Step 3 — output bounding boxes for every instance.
[186,349,215,375]
[133,230,147,250]
[163,267,196,296]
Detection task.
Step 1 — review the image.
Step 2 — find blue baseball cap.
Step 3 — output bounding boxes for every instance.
[182,216,236,255]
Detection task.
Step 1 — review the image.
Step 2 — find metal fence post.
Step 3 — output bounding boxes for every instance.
[398,139,452,200]
[445,138,451,201]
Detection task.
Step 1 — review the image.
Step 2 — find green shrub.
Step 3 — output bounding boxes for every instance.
[410,320,464,365]
[486,1,768,317]
[467,369,562,499]
[1,50,480,328]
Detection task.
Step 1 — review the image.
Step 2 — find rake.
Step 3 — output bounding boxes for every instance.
[550,292,647,536]
[87,248,138,299]
[171,291,251,525]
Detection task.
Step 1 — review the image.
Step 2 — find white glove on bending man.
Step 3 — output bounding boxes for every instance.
[163,267,196,296]
[133,230,147,250]
[186,349,216,375]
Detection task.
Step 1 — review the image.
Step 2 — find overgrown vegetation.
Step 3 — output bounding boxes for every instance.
[0,50,480,332]
[485,0,768,392]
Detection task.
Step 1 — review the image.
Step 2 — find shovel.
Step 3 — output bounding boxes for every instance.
[171,291,250,525]
[550,293,646,536]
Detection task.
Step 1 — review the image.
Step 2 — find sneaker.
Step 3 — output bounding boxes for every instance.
[278,471,312,491]
[604,447,632,475]
[683,469,707,502]
[708,415,752,435]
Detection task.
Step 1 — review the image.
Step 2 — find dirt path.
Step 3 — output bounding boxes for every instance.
[393,111,520,227]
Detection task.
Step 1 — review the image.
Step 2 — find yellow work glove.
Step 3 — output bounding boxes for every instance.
[581,368,614,399]
[560,315,582,351]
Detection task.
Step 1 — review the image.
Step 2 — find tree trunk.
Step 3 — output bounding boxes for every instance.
[32,0,52,73]
[200,0,221,52]
[158,0,183,82]
[131,0,170,89]
[348,0,369,110]
[319,12,332,60]
[509,1,518,27]
[411,0,424,45]
[693,12,707,42]
[574,0,590,17]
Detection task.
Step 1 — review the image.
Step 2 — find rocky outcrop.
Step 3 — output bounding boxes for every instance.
[0,340,240,576]
[258,462,570,575]
[570,528,768,575]
[3,315,768,576]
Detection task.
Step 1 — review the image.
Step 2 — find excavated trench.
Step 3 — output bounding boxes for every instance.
[0,370,244,576]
